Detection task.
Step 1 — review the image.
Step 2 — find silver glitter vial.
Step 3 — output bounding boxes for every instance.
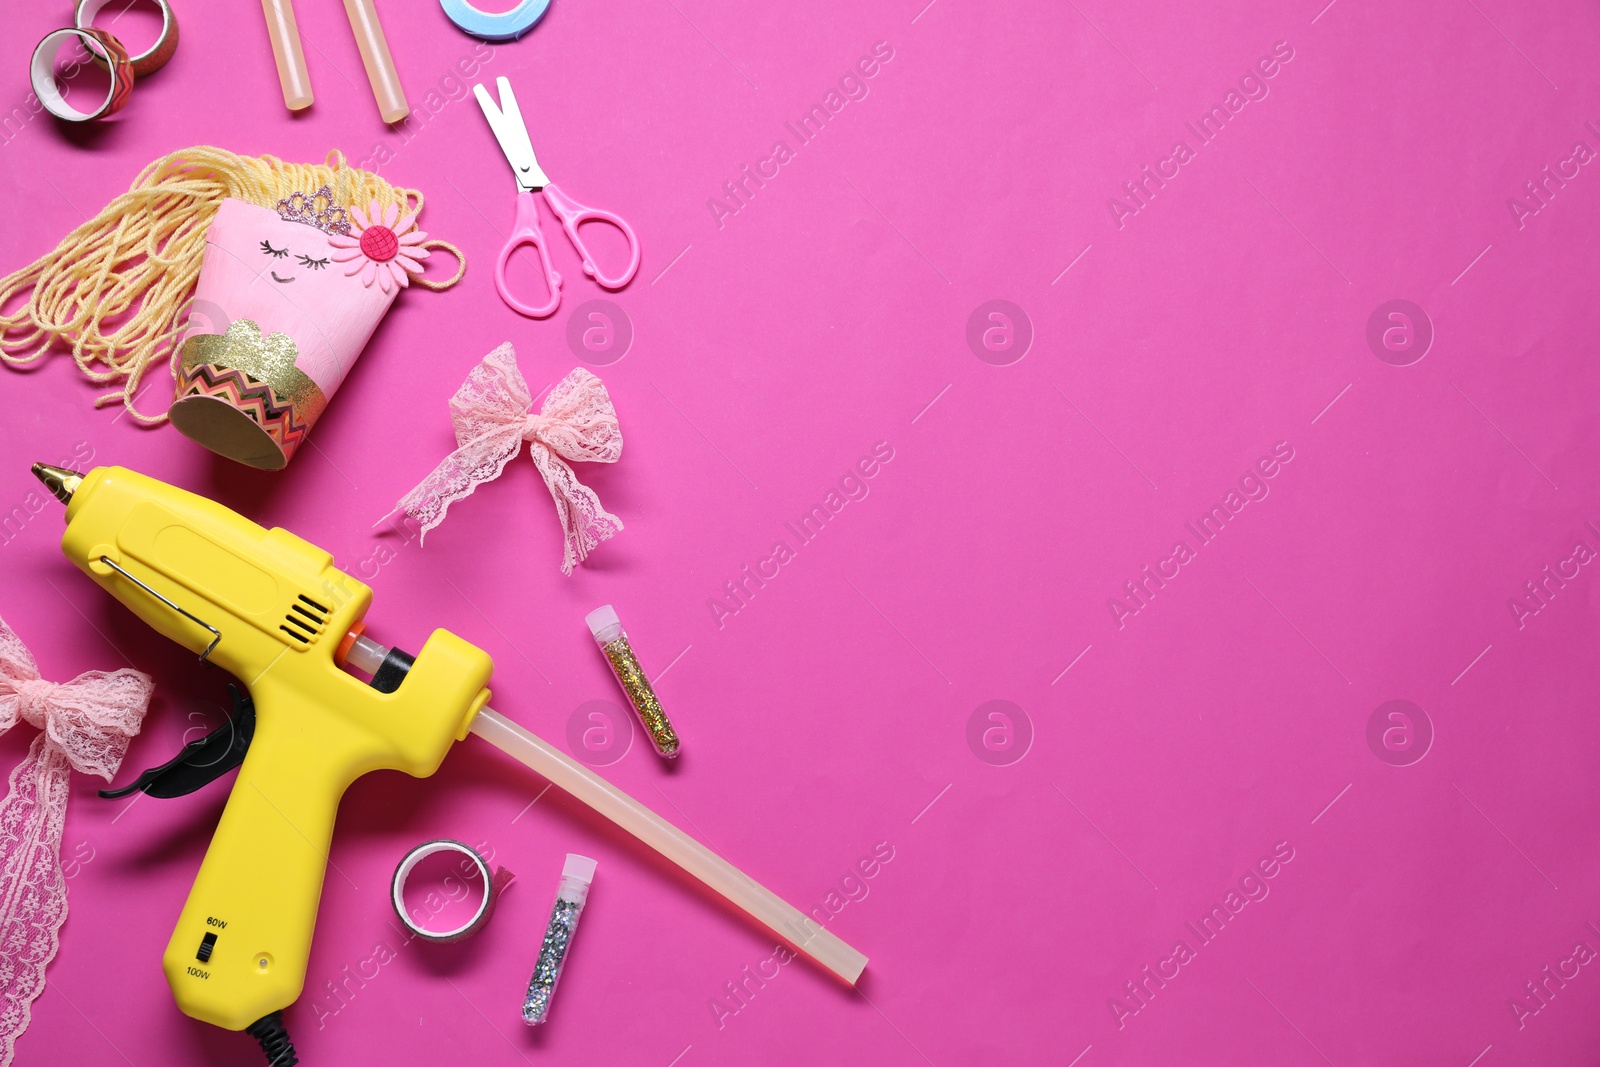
[522,854,597,1025]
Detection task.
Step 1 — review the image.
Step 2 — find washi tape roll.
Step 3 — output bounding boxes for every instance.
[30,27,134,122]
[75,0,179,77]
[391,839,515,942]
[438,0,550,42]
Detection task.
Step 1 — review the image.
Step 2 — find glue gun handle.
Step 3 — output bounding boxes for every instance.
[161,699,348,1031]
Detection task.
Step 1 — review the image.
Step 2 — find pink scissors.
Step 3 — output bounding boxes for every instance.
[473,76,641,319]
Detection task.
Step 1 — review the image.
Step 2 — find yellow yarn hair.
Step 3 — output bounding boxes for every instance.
[0,146,463,424]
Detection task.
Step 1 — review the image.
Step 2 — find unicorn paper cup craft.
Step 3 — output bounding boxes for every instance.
[0,147,465,469]
[170,186,455,468]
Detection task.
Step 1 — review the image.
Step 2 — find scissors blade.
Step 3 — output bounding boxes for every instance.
[472,76,550,190]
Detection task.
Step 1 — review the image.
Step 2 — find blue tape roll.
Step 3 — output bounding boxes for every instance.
[439,0,550,41]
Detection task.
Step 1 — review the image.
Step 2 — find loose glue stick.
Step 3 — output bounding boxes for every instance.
[586,605,680,759]
[259,0,313,110]
[341,0,409,122]
[523,854,596,1025]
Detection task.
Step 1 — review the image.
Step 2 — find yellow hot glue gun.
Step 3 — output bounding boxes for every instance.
[34,463,866,1066]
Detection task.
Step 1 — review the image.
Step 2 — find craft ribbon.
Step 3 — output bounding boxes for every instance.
[0,616,152,1066]
[386,343,623,574]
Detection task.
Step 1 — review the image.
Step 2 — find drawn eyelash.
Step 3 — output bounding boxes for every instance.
[260,241,289,258]
[296,255,330,270]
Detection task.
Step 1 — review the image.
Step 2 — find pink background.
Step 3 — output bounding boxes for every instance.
[3,0,1600,1064]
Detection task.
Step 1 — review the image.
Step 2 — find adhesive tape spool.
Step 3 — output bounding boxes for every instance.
[30,27,134,123]
[75,0,179,77]
[438,0,550,42]
[391,839,515,942]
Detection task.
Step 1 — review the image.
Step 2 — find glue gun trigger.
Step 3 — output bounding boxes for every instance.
[99,684,256,800]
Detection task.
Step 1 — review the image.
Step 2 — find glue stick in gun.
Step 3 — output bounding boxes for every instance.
[32,463,867,1067]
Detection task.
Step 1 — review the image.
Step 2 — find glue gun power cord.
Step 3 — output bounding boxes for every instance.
[245,1013,297,1066]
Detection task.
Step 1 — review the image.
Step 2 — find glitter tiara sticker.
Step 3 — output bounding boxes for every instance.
[0,147,466,470]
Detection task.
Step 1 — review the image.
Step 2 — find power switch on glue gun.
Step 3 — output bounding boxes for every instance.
[34,464,867,1067]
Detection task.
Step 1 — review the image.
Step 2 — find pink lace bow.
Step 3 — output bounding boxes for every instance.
[386,343,624,575]
[0,616,152,1067]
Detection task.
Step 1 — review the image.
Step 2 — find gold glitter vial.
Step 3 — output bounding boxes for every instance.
[586,604,680,759]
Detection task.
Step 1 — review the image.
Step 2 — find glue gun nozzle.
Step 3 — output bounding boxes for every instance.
[32,464,83,506]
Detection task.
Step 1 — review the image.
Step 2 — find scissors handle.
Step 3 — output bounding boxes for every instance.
[495,190,562,319]
[542,183,641,290]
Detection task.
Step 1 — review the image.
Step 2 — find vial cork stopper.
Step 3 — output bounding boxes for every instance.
[585,604,623,644]
[562,853,598,886]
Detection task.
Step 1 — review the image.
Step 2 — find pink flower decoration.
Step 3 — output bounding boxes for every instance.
[328,200,431,294]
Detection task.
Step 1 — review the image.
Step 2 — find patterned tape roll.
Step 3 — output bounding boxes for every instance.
[75,0,179,77]
[30,27,134,122]
[391,839,515,942]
